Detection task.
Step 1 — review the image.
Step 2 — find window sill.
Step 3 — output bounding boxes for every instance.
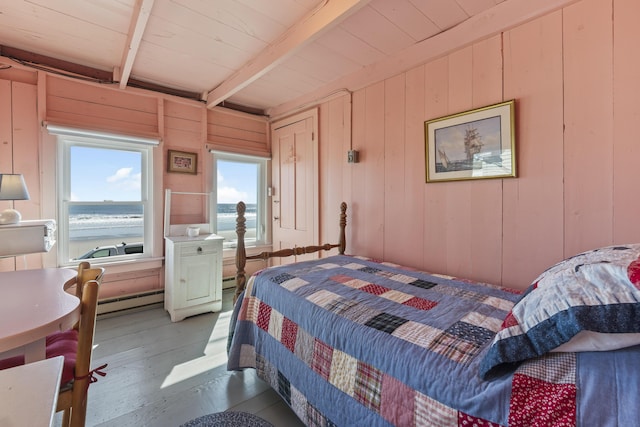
[63,256,164,274]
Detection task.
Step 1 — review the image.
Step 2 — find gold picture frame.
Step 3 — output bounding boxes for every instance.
[167,150,197,175]
[424,100,516,183]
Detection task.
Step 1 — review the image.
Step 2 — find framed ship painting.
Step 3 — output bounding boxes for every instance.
[424,100,516,183]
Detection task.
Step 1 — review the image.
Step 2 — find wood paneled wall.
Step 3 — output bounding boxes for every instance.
[0,66,268,302]
[164,99,208,226]
[502,10,565,288]
[0,81,42,272]
[2,0,638,298]
[317,0,640,290]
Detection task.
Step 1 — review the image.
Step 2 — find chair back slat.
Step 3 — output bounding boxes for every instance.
[58,263,104,427]
[74,279,100,376]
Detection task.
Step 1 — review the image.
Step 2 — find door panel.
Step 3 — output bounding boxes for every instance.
[271,110,318,264]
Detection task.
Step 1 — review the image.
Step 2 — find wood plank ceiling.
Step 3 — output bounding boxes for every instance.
[0,0,570,116]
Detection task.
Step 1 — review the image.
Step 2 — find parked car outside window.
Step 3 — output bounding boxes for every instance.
[76,242,143,259]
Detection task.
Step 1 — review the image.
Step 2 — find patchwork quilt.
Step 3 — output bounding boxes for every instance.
[227,255,640,426]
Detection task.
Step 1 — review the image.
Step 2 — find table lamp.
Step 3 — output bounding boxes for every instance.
[0,174,31,225]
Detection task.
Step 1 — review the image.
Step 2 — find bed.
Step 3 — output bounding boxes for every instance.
[227,202,640,426]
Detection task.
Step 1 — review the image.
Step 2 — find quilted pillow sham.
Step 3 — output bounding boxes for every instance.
[480,244,640,380]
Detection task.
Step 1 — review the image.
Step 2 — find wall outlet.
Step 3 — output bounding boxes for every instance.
[347,150,359,163]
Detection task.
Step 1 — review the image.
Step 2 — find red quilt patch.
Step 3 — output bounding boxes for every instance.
[509,373,576,427]
[628,256,640,289]
[459,411,503,427]
[501,311,518,328]
[361,284,389,295]
[403,296,437,311]
[281,317,298,352]
[256,302,272,331]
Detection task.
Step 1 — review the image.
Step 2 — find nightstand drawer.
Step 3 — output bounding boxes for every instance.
[180,242,219,256]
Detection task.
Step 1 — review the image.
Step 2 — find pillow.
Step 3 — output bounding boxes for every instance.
[479,244,640,379]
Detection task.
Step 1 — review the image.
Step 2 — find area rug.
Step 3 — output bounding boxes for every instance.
[180,411,275,427]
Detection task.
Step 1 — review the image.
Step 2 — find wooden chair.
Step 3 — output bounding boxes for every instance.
[57,277,104,427]
[0,263,105,427]
[68,261,104,299]
[57,262,105,426]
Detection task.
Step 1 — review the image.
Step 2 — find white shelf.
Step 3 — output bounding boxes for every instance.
[0,219,56,257]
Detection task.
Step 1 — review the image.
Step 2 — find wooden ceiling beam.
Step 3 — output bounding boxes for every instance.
[267,0,581,117]
[0,45,202,101]
[0,45,113,82]
[205,0,371,109]
[117,0,155,89]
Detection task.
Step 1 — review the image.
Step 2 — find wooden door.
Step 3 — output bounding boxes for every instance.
[271,109,318,265]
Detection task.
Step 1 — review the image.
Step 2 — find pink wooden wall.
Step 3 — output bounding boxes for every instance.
[0,67,267,300]
[2,0,639,297]
[318,0,640,290]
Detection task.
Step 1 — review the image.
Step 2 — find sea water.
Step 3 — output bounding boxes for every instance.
[69,203,256,241]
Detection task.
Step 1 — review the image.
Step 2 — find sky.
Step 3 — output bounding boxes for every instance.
[70,146,141,201]
[217,160,257,204]
[70,146,257,203]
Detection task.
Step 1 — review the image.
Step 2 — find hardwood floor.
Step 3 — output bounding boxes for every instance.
[55,288,304,426]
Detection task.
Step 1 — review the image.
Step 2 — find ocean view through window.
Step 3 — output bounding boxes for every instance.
[57,134,153,263]
[214,152,267,246]
[69,204,143,240]
[216,202,257,243]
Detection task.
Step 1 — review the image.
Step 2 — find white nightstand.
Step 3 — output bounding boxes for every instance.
[164,233,224,322]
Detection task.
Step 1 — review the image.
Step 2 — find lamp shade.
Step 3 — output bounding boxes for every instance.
[0,174,30,201]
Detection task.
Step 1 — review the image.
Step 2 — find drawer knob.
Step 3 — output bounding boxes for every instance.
[197,246,203,254]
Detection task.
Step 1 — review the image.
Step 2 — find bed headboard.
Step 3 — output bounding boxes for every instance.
[234,201,347,302]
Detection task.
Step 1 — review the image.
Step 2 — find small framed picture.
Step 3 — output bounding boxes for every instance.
[424,100,516,183]
[167,150,197,175]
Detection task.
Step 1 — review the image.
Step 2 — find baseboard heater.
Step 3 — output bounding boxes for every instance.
[97,290,164,315]
[222,276,236,289]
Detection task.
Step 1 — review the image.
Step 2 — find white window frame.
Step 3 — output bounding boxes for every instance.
[212,151,269,249]
[56,133,155,266]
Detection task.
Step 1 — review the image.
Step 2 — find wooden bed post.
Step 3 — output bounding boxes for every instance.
[234,201,247,303]
[234,201,348,302]
[339,202,347,255]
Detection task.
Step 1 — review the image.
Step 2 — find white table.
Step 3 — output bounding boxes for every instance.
[0,269,79,362]
[0,355,63,426]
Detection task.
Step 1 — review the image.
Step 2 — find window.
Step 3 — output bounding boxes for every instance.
[56,132,155,264]
[212,152,268,247]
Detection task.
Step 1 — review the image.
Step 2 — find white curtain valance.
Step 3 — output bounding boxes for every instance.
[209,149,270,161]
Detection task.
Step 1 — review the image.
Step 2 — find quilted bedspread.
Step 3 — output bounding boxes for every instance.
[227,255,640,426]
